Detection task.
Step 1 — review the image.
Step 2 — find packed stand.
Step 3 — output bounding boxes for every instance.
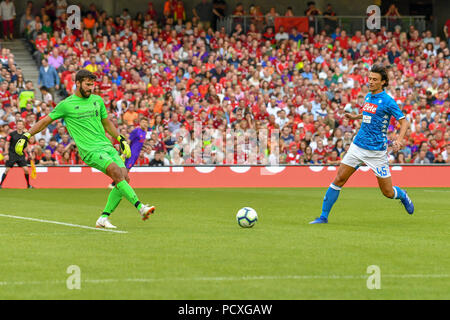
[1,0,449,167]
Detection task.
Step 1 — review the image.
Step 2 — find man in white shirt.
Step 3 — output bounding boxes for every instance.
[266,98,281,117]
[297,101,311,116]
[314,102,328,119]
[149,42,163,60]
[422,30,435,45]
[0,104,14,125]
[259,69,272,82]
[338,73,355,89]
[116,91,133,116]
[120,8,132,21]
[35,126,52,145]
[275,26,289,42]
[276,110,289,128]
[0,0,16,40]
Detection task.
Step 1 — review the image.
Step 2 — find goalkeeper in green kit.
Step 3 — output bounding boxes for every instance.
[14,70,156,229]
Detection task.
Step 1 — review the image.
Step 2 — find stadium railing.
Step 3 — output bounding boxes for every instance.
[218,15,427,35]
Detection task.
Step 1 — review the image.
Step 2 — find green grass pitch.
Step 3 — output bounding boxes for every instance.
[0,187,449,299]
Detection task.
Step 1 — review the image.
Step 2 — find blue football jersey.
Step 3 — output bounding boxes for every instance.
[353,91,405,151]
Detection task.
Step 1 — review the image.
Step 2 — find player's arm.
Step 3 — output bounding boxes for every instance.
[389,98,409,152]
[101,117,120,141]
[392,118,409,152]
[28,115,55,137]
[101,117,131,158]
[4,139,9,159]
[15,116,54,156]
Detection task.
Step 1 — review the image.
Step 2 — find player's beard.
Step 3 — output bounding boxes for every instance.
[79,86,91,98]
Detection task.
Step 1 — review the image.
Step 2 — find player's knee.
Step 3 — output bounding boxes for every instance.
[334,175,347,187]
[115,171,126,183]
[108,167,124,183]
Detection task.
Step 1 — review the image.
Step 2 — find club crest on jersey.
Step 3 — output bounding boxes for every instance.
[362,102,378,114]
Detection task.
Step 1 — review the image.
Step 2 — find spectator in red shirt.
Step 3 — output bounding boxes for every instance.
[336,30,350,50]
[0,81,11,108]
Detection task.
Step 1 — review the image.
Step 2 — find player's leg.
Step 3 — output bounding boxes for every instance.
[376,175,414,215]
[310,163,356,224]
[105,162,138,204]
[310,143,361,224]
[108,154,135,188]
[105,162,155,220]
[97,166,129,229]
[102,167,128,216]
[21,161,32,189]
[0,155,18,187]
[108,145,155,218]
[85,149,155,228]
[377,175,395,198]
[23,167,31,189]
[363,148,414,215]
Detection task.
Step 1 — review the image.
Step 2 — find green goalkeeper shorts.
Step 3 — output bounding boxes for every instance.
[83,147,125,174]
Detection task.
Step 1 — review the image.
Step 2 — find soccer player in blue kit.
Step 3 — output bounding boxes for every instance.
[310,65,414,224]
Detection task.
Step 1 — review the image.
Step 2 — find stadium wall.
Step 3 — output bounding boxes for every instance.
[0,166,448,189]
[16,0,374,19]
[15,1,450,40]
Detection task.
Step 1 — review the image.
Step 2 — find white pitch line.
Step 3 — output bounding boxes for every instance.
[82,274,450,282]
[0,213,128,234]
[1,274,449,286]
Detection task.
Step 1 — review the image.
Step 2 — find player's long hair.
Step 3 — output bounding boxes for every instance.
[370,64,389,88]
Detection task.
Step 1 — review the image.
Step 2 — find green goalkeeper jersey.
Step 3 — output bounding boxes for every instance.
[48,94,112,159]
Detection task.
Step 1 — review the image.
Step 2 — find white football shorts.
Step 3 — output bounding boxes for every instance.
[342,143,391,178]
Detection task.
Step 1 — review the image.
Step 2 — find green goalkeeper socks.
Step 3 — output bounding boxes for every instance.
[102,186,123,215]
[115,180,140,210]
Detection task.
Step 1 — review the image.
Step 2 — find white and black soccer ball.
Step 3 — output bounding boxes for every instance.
[236,207,258,228]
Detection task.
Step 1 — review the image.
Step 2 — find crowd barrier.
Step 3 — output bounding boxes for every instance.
[0,165,448,189]
[218,15,427,35]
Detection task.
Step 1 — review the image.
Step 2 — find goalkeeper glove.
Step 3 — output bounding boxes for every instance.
[15,132,31,156]
[117,134,131,159]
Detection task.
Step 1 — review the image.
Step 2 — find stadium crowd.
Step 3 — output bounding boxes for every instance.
[0,0,449,166]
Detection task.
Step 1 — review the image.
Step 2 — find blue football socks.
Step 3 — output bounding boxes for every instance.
[320,183,342,219]
[392,186,406,201]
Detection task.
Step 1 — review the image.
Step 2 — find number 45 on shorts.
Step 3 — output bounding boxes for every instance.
[376,166,388,177]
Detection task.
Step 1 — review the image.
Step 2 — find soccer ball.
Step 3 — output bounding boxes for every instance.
[236,207,258,228]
